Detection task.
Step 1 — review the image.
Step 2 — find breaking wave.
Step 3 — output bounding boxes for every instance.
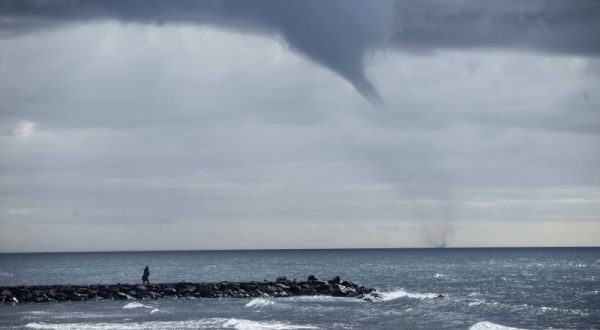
[469,321,525,330]
[223,318,319,329]
[122,302,150,309]
[26,318,319,330]
[245,298,274,308]
[122,302,158,313]
[377,289,438,301]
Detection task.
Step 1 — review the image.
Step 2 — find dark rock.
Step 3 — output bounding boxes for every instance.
[71,293,87,301]
[196,284,213,297]
[114,292,131,300]
[307,275,319,281]
[328,276,342,285]
[275,276,288,283]
[184,285,197,293]
[264,286,278,293]
[148,291,162,299]
[274,283,289,290]
[162,288,177,296]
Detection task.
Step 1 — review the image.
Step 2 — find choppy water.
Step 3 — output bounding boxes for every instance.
[0,248,599,329]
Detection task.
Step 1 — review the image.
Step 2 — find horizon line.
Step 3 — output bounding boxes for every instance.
[1,245,599,254]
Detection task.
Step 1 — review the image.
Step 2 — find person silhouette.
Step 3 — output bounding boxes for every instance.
[142,266,150,284]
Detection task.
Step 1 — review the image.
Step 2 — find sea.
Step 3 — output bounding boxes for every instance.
[0,248,598,329]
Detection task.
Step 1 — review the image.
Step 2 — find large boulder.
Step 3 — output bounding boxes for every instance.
[162,287,177,296]
[195,284,213,297]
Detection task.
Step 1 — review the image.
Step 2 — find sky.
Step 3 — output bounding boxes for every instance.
[0,0,599,252]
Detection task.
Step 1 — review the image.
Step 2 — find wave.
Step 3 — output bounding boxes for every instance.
[122,302,151,309]
[28,311,50,315]
[469,321,525,330]
[223,318,319,329]
[245,298,274,308]
[284,295,360,303]
[468,300,485,306]
[377,289,438,301]
[26,318,318,330]
[26,320,220,330]
[122,302,160,314]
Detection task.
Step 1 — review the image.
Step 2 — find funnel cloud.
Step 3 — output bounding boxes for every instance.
[2,0,599,104]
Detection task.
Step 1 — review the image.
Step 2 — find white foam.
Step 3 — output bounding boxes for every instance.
[377,289,438,301]
[26,318,319,330]
[469,321,525,330]
[29,311,50,315]
[468,300,485,306]
[245,298,274,308]
[223,318,319,329]
[27,320,212,330]
[27,319,228,330]
[150,308,160,314]
[284,295,360,303]
[433,273,448,278]
[122,302,150,309]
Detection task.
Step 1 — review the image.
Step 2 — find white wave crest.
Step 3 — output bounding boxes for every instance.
[223,318,319,329]
[122,302,160,314]
[377,289,438,301]
[245,298,274,308]
[469,321,525,330]
[29,311,50,315]
[26,318,319,330]
[284,295,359,303]
[27,320,220,330]
[468,300,485,306]
[122,302,150,309]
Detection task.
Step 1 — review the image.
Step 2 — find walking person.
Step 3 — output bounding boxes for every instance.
[142,266,150,284]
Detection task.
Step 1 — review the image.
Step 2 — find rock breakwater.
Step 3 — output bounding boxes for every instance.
[0,275,378,304]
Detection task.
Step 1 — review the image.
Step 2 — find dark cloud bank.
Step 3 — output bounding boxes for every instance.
[1,0,599,104]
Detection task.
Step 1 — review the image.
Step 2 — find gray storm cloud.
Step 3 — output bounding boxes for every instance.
[1,0,599,104]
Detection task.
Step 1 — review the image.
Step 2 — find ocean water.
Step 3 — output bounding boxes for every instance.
[0,248,598,329]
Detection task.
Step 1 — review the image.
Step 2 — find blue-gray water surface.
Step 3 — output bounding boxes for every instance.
[0,248,598,329]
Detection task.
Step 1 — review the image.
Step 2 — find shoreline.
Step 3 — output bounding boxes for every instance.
[0,275,377,305]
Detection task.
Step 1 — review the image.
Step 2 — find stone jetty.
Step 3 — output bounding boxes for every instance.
[0,275,378,304]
